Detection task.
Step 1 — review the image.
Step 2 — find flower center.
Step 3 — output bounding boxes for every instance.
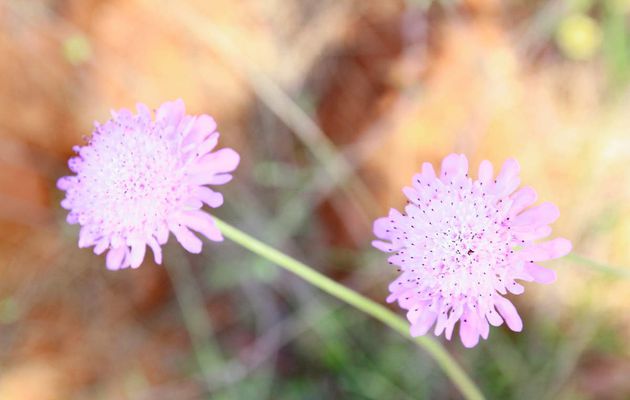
[402,182,513,305]
[77,122,189,237]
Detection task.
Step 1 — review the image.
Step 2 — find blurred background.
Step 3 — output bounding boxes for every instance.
[1,0,630,399]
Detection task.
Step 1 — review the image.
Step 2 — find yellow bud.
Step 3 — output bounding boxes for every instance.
[62,34,92,65]
[556,14,602,61]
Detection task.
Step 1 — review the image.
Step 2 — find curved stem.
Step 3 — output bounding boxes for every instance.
[213,217,485,400]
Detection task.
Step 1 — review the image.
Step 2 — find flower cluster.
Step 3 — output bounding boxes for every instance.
[58,100,239,270]
[373,154,571,347]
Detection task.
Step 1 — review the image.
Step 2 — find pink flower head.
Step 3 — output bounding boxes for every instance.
[373,154,571,348]
[57,100,239,270]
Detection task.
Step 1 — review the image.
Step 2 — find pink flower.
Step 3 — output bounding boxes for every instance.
[373,154,571,347]
[57,100,239,270]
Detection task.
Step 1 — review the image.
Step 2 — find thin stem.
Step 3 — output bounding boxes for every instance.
[213,217,485,400]
[564,253,630,279]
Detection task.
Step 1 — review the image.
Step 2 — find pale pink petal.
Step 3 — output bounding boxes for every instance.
[372,240,396,252]
[147,236,163,264]
[459,314,480,348]
[156,99,185,126]
[195,132,220,157]
[525,263,557,284]
[181,116,218,150]
[445,305,464,340]
[485,306,504,327]
[440,153,468,182]
[94,239,109,255]
[509,187,537,217]
[507,281,525,294]
[136,103,151,120]
[511,202,559,227]
[156,223,169,244]
[181,197,203,210]
[128,240,147,269]
[403,187,421,204]
[196,187,224,208]
[511,225,552,241]
[190,174,233,185]
[170,223,203,254]
[188,172,234,186]
[78,227,97,248]
[497,158,520,184]
[478,160,493,185]
[184,115,217,145]
[56,176,76,190]
[106,247,127,271]
[177,211,223,242]
[410,311,438,337]
[519,238,572,262]
[478,315,490,339]
[62,200,74,212]
[434,311,449,336]
[422,162,436,179]
[373,217,391,240]
[494,297,522,332]
[491,159,521,197]
[189,148,240,176]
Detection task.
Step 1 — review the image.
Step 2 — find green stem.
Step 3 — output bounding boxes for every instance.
[565,253,630,279]
[213,217,485,400]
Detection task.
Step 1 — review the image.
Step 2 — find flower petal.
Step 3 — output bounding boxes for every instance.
[478,315,490,339]
[128,239,147,269]
[494,297,522,332]
[372,240,395,252]
[94,238,109,255]
[78,227,98,248]
[196,132,220,157]
[525,263,557,284]
[183,115,217,147]
[106,247,127,271]
[497,158,520,185]
[478,160,494,185]
[170,223,203,254]
[519,238,572,262]
[459,313,480,348]
[56,176,76,190]
[373,217,391,240]
[410,311,438,337]
[177,211,223,242]
[403,187,421,204]
[445,305,464,340]
[190,148,240,175]
[147,236,163,265]
[196,187,224,208]
[440,153,468,183]
[156,98,186,127]
[485,305,504,327]
[511,225,552,241]
[509,187,537,217]
[511,202,559,227]
[507,281,525,294]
